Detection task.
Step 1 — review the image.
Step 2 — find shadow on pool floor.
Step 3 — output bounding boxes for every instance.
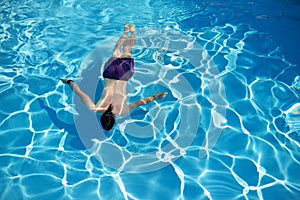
[37,98,86,150]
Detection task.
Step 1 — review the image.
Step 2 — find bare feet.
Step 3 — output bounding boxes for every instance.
[129,24,135,33]
[124,24,130,33]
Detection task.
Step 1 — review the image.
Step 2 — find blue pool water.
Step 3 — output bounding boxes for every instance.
[1,0,300,199]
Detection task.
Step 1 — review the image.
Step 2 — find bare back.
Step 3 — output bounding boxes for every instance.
[95,78,130,115]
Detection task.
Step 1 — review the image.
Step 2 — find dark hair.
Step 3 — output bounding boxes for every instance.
[100,104,115,131]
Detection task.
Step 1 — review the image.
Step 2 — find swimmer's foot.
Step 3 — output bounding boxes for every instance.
[129,24,135,33]
[124,24,130,33]
[60,78,73,85]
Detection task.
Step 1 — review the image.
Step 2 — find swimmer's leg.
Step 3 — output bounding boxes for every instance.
[112,24,130,58]
[123,24,136,57]
[60,79,95,110]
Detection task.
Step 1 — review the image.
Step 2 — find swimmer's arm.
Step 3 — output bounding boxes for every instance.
[129,96,155,111]
[129,92,168,111]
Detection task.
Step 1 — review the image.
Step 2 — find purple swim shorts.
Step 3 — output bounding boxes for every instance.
[103,57,134,81]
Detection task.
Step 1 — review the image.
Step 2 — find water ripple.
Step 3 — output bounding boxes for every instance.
[0,0,300,200]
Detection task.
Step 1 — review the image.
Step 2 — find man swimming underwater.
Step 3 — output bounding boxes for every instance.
[61,24,167,131]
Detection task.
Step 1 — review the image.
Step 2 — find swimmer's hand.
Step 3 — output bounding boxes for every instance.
[124,24,130,33]
[154,92,168,100]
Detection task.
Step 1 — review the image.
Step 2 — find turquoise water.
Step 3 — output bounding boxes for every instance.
[1,0,300,199]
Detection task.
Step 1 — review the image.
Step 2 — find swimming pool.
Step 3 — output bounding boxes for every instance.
[0,0,299,199]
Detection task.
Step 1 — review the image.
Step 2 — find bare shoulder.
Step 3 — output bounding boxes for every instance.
[90,106,106,113]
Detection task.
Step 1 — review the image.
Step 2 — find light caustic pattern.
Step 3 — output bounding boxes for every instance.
[1,22,300,200]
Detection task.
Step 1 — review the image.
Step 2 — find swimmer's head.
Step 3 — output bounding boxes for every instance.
[100,104,115,131]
